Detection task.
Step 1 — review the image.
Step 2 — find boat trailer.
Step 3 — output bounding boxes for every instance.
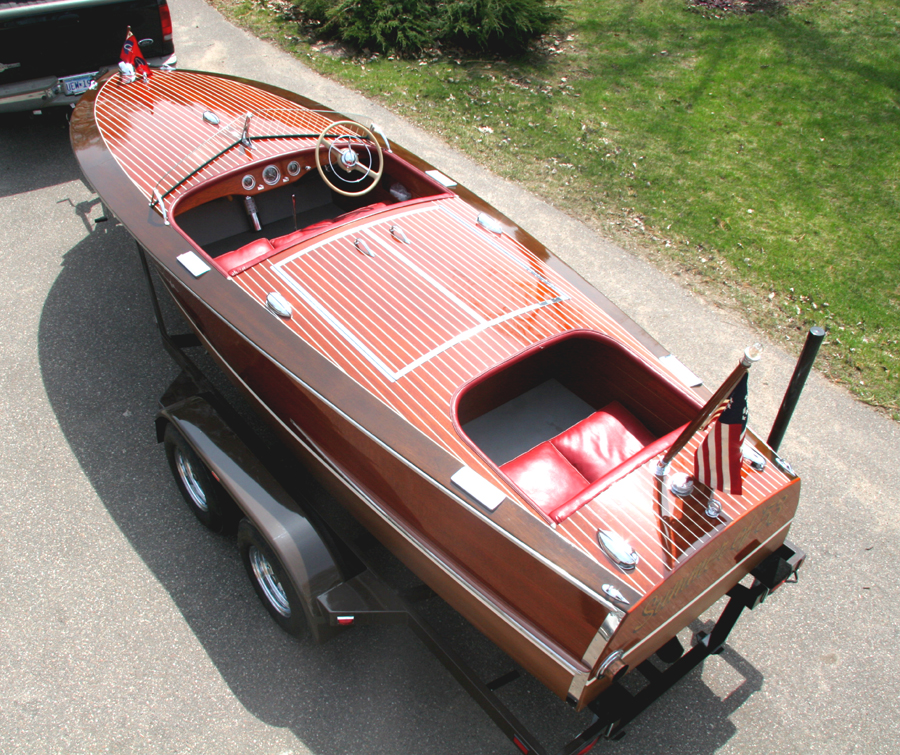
[140,243,807,754]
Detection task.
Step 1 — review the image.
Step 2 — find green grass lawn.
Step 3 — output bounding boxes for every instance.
[214,0,899,416]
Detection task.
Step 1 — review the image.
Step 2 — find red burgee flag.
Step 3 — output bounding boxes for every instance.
[694,372,749,495]
[120,28,151,77]
[120,29,137,64]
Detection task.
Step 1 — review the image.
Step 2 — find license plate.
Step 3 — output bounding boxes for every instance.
[62,73,96,96]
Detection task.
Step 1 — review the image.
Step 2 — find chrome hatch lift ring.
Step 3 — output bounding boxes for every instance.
[315,120,384,197]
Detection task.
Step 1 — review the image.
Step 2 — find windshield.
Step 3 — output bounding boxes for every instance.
[150,108,369,214]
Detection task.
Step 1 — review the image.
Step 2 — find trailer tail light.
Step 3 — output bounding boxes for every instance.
[336,615,354,625]
[159,1,173,42]
[573,738,599,755]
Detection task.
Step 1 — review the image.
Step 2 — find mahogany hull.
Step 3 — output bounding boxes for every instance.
[156,265,600,697]
[70,69,804,709]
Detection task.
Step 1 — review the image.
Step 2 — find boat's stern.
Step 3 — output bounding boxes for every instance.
[572,467,802,710]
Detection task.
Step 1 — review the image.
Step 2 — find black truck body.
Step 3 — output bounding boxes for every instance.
[0,0,175,113]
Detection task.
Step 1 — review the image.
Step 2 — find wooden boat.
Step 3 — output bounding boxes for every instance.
[70,69,803,711]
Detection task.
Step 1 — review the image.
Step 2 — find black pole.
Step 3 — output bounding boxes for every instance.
[767,326,825,452]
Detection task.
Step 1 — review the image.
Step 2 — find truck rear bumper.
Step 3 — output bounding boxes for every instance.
[0,54,176,113]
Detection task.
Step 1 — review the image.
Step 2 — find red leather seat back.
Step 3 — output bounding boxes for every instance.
[548,424,685,523]
[216,203,392,275]
[272,203,389,251]
[216,238,275,276]
[500,442,588,518]
[552,401,656,482]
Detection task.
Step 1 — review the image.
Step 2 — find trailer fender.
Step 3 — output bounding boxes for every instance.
[157,395,346,643]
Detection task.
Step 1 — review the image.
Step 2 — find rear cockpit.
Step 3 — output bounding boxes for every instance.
[454,331,701,523]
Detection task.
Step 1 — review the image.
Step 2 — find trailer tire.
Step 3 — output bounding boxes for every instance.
[238,520,308,638]
[164,422,240,534]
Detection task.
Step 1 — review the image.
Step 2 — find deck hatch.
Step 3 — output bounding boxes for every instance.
[271,205,569,381]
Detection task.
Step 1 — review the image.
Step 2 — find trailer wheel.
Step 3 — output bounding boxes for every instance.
[238,520,308,638]
[164,423,240,534]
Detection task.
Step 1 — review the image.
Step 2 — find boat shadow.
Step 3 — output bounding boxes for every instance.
[612,629,765,754]
[34,126,764,755]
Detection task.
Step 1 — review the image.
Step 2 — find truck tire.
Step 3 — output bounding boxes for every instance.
[237,519,308,638]
[164,422,240,534]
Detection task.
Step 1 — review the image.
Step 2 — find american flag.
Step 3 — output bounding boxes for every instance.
[694,373,748,495]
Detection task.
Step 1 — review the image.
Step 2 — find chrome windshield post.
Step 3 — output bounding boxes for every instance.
[241,112,253,149]
[371,123,391,152]
[152,187,169,225]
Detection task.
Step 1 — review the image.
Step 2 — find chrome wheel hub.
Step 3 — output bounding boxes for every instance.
[174,448,208,513]
[249,546,291,618]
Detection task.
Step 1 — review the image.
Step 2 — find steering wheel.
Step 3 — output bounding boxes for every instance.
[315,121,384,197]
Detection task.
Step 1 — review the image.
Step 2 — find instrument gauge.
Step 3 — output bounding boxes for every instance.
[287,160,301,177]
[241,174,256,191]
[262,165,281,186]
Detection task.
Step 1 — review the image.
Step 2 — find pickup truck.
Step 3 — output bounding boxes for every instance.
[0,0,176,113]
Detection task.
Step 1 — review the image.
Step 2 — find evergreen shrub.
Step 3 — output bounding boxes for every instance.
[294,0,562,56]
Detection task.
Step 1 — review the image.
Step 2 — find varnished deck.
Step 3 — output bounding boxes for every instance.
[233,198,794,595]
[95,70,334,206]
[93,70,796,600]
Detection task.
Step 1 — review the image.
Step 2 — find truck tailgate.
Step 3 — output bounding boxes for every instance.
[0,0,173,86]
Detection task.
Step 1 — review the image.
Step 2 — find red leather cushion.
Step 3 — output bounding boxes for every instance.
[271,227,310,251]
[272,203,390,251]
[548,424,686,524]
[216,238,275,276]
[552,402,656,482]
[500,442,588,517]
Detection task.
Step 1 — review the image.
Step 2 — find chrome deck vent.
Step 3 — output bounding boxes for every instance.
[597,529,639,572]
[390,225,410,244]
[202,110,219,126]
[354,237,375,257]
[266,292,292,318]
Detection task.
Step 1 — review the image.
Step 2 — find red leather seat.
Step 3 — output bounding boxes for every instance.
[272,203,389,251]
[552,402,656,482]
[500,402,659,522]
[500,442,588,518]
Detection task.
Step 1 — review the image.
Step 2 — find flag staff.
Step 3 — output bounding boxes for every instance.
[656,343,763,478]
